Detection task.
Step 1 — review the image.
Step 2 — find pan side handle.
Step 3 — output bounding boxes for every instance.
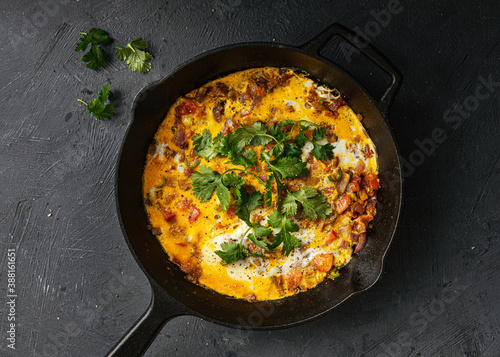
[301,23,402,116]
[106,281,186,357]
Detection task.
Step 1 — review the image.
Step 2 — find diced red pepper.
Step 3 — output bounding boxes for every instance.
[188,206,201,224]
[158,203,175,222]
[176,101,200,115]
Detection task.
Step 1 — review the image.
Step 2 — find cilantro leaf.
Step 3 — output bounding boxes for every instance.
[311,142,335,161]
[190,166,231,210]
[227,147,257,168]
[247,233,271,251]
[264,175,273,207]
[282,186,332,220]
[268,210,300,256]
[283,142,302,157]
[215,231,267,265]
[194,131,228,160]
[268,157,308,179]
[251,223,272,238]
[81,44,110,70]
[294,123,334,161]
[77,83,115,120]
[115,37,153,73]
[230,122,273,147]
[192,129,212,152]
[222,173,245,188]
[235,189,262,224]
[215,242,248,265]
[75,28,111,69]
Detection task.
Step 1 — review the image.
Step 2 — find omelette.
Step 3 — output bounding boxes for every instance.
[142,67,380,302]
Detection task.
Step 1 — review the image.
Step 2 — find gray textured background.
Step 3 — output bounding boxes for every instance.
[1,0,499,356]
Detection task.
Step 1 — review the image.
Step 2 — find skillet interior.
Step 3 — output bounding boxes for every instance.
[116,43,401,328]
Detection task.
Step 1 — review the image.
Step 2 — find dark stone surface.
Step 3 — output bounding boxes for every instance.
[0,0,499,356]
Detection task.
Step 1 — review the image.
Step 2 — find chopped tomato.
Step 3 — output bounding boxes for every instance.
[336,194,351,214]
[226,205,237,219]
[158,203,175,222]
[188,206,201,223]
[176,101,199,115]
[323,230,339,246]
[286,269,302,290]
[313,254,333,272]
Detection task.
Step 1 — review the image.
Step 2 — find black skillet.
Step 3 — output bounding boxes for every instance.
[108,23,402,356]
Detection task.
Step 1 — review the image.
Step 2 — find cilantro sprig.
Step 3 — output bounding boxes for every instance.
[75,28,111,70]
[215,227,267,265]
[115,37,153,73]
[189,118,335,264]
[294,124,335,161]
[77,83,115,120]
[282,186,332,220]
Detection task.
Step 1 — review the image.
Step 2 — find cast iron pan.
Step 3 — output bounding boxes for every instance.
[109,23,402,356]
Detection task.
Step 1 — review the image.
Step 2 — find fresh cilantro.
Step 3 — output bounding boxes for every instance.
[75,28,111,70]
[282,186,332,220]
[264,175,273,207]
[294,124,334,161]
[190,166,231,210]
[251,224,272,238]
[271,157,308,179]
[115,37,153,73]
[230,122,274,147]
[215,229,266,265]
[268,210,300,256]
[77,83,115,120]
[247,233,271,251]
[283,142,302,157]
[235,189,262,224]
[215,242,248,265]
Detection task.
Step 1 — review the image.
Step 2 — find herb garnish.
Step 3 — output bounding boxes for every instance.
[190,119,334,264]
[75,28,111,69]
[77,83,115,120]
[115,37,154,73]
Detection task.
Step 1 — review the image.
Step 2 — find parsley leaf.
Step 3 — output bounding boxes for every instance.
[282,186,332,220]
[268,210,300,256]
[75,28,111,70]
[77,83,115,120]
[115,37,153,73]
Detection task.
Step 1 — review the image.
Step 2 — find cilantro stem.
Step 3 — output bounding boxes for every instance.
[221,168,266,186]
[77,99,88,106]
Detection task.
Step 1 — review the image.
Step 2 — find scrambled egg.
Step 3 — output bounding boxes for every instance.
[142,67,379,301]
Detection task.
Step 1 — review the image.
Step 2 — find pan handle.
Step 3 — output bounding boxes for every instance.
[106,281,186,357]
[301,23,402,116]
